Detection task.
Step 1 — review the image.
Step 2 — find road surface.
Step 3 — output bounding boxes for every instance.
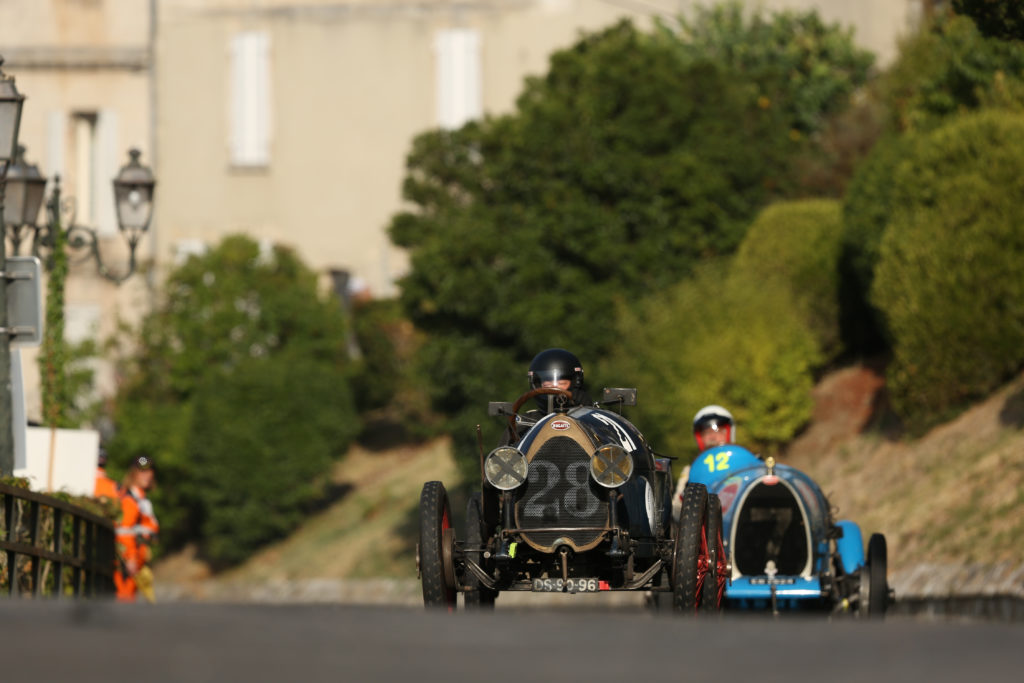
[0,601,1021,682]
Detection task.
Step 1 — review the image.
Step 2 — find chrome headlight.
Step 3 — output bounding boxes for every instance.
[590,443,633,488]
[484,446,529,490]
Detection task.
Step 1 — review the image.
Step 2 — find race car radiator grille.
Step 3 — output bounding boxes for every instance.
[516,436,608,552]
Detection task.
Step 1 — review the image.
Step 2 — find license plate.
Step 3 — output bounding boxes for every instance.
[531,578,600,593]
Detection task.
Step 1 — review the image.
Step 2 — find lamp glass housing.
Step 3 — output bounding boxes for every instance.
[0,73,24,163]
[112,148,155,232]
[3,146,46,226]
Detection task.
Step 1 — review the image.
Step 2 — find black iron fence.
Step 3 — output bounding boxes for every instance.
[0,482,115,598]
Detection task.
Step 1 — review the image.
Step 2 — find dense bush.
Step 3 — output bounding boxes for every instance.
[604,262,820,463]
[838,132,919,353]
[188,350,357,567]
[732,199,844,361]
[871,110,1024,430]
[878,13,1024,133]
[107,235,359,564]
[350,298,442,443]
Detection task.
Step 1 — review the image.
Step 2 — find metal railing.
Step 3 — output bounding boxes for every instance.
[0,482,115,598]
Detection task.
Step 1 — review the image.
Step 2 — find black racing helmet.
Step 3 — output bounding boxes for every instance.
[528,348,584,391]
[528,348,585,411]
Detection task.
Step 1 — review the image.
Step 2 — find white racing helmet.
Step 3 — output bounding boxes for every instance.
[692,404,735,451]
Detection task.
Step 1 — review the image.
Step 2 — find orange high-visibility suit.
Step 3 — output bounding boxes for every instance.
[94,467,119,500]
[114,486,159,601]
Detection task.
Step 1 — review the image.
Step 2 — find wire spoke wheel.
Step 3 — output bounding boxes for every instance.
[700,492,726,612]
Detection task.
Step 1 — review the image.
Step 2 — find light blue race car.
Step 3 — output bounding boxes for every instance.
[687,445,893,616]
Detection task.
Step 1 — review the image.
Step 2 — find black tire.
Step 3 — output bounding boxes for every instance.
[419,481,456,609]
[463,493,497,609]
[867,533,889,617]
[673,482,708,613]
[700,493,726,612]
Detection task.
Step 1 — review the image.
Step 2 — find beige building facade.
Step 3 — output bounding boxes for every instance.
[153,0,928,302]
[2,0,938,419]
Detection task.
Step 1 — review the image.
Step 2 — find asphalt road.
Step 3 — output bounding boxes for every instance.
[1,601,1021,682]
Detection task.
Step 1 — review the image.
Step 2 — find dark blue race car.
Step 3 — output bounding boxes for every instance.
[417,387,728,613]
[687,445,893,615]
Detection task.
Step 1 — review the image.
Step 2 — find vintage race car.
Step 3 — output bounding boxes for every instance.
[687,444,893,616]
[417,387,727,612]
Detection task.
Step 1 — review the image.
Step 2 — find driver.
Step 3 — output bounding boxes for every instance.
[673,405,736,519]
[526,347,593,414]
[692,404,735,453]
[500,348,594,445]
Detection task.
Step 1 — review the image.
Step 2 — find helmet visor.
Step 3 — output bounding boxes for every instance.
[694,418,732,450]
[529,368,573,390]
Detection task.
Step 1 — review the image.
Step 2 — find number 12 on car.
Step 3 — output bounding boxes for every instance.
[703,451,732,473]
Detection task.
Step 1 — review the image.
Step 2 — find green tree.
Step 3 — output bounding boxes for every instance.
[954,0,1024,40]
[662,1,875,133]
[188,349,357,567]
[108,235,359,562]
[391,15,870,476]
[871,110,1024,430]
[878,13,1024,132]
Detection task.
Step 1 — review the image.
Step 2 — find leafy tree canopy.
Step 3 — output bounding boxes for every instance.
[108,235,359,562]
[954,0,1024,41]
[879,12,1024,132]
[660,1,875,133]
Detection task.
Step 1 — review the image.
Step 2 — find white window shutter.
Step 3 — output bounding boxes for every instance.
[230,31,272,166]
[436,28,482,130]
[94,109,119,236]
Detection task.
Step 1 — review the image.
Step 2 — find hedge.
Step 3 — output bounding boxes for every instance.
[871,110,1024,430]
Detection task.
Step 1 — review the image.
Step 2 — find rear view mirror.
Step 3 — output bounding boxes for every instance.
[488,401,514,417]
[601,388,637,406]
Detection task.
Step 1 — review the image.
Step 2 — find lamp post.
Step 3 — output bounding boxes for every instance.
[0,55,155,479]
[5,147,156,284]
[3,145,155,486]
[0,56,26,476]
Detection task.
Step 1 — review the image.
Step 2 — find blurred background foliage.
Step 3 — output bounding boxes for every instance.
[106,235,360,565]
[871,110,1024,433]
[94,2,1024,568]
[389,7,874,482]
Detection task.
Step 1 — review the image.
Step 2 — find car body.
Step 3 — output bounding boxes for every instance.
[687,444,892,615]
[417,387,727,612]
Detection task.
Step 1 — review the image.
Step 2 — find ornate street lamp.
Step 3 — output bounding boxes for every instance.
[6,146,156,285]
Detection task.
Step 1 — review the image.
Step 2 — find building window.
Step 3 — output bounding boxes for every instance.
[229,30,272,167]
[435,28,482,130]
[71,110,119,236]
